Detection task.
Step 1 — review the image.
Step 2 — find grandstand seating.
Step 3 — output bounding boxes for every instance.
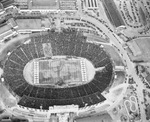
[5,59,24,70]
[18,91,106,109]
[21,45,34,60]
[28,44,39,59]
[8,52,26,66]
[30,86,39,97]
[23,85,34,96]
[36,87,45,98]
[35,43,45,58]
[14,82,28,96]
[3,29,113,110]
[15,47,29,63]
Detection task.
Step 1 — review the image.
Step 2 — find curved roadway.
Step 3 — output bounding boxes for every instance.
[81,14,146,121]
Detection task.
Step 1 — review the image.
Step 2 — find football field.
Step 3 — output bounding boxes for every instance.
[34,59,83,86]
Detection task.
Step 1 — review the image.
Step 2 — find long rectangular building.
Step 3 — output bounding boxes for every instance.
[102,0,125,27]
[59,0,77,10]
[0,18,17,41]
[14,0,59,10]
[14,0,78,10]
[31,0,58,9]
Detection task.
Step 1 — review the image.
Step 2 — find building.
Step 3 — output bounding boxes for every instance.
[0,18,17,41]
[84,0,98,9]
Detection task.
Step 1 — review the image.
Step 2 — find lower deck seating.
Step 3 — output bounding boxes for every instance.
[18,91,106,110]
[15,47,29,63]
[8,52,26,66]
[34,43,45,58]
[28,44,38,59]
[14,82,28,96]
[21,45,34,61]
[5,60,24,70]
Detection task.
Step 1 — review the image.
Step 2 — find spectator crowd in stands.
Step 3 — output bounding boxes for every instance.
[3,29,113,110]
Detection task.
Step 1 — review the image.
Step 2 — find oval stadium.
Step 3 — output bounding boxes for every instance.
[0,0,150,122]
[3,30,113,109]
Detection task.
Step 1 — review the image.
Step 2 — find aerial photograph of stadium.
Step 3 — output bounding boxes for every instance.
[0,0,150,122]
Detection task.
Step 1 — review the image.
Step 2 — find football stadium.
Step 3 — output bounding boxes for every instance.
[3,30,113,110]
[0,0,150,122]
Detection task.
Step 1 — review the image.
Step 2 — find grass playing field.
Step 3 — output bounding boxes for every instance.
[36,58,82,87]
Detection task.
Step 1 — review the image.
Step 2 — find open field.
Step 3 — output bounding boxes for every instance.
[0,83,17,108]
[32,0,57,6]
[130,37,150,61]
[111,71,126,89]
[76,113,112,122]
[103,45,124,66]
[16,19,42,30]
[38,59,82,85]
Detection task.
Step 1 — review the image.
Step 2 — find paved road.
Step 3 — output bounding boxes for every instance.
[81,14,146,121]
